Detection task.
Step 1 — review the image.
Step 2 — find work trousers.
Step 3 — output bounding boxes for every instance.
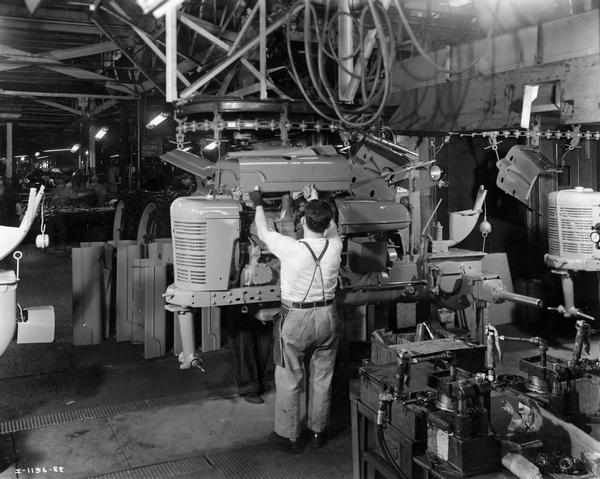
[273,303,339,439]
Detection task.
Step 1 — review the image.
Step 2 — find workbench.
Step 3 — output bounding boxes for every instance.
[350,393,426,479]
[350,393,517,479]
[413,454,516,479]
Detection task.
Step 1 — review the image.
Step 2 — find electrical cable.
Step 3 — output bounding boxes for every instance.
[285,0,395,128]
[285,0,498,128]
[304,1,338,107]
[318,0,392,127]
[375,403,404,477]
[285,2,340,123]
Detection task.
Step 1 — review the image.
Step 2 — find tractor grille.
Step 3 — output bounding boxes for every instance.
[548,204,594,256]
[172,220,208,286]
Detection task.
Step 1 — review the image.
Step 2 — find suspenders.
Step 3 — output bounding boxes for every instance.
[299,240,329,303]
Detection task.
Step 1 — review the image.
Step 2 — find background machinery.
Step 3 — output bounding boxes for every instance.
[158,127,543,369]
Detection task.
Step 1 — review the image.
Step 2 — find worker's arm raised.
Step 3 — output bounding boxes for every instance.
[249,188,270,242]
[324,218,339,239]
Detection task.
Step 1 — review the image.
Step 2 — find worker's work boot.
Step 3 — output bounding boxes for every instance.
[269,432,304,454]
[243,392,264,404]
[308,430,326,449]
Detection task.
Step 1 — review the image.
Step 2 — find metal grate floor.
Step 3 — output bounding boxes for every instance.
[206,437,353,479]
[87,456,215,479]
[85,437,353,479]
[0,397,178,434]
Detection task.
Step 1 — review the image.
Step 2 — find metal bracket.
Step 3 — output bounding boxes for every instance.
[496,145,553,203]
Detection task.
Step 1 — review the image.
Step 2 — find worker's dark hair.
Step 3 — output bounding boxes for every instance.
[305,199,333,234]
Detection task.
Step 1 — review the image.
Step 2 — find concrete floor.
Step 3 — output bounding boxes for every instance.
[0,245,599,478]
[0,390,353,479]
[0,246,355,479]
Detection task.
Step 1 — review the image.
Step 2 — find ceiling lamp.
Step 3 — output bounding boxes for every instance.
[146,112,169,129]
[137,0,185,18]
[95,127,108,140]
[203,141,219,151]
[446,0,471,7]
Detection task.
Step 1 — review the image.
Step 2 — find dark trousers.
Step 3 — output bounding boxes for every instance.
[225,306,273,395]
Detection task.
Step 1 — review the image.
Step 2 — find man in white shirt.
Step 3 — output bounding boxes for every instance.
[250,185,342,453]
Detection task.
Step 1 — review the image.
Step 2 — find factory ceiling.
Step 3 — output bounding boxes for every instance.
[0,0,487,144]
[0,0,593,151]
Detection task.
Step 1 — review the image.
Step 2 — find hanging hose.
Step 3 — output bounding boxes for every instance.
[285,0,499,128]
[285,0,395,128]
[375,399,404,477]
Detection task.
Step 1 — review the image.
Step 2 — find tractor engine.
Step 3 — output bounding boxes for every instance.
[169,188,413,295]
[164,145,419,309]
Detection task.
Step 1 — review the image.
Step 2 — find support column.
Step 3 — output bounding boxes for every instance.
[259,0,267,100]
[6,122,13,185]
[136,99,141,190]
[88,123,96,174]
[165,4,178,102]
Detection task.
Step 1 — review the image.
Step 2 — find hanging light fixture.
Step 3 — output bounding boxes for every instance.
[95,127,108,140]
[146,112,169,129]
[43,148,67,153]
[203,140,219,151]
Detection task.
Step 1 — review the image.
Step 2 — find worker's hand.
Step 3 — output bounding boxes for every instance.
[303,183,318,201]
[248,187,263,207]
[231,186,243,201]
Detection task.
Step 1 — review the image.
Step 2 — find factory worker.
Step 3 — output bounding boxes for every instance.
[250,184,342,453]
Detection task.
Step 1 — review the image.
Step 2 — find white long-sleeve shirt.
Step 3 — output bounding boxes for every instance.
[259,228,342,303]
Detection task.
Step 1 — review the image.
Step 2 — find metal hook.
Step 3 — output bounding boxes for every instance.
[13,250,22,280]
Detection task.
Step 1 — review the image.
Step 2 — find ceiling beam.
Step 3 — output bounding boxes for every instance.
[139,59,196,92]
[0,43,136,95]
[179,8,298,99]
[177,12,289,100]
[0,122,73,128]
[0,15,129,35]
[179,13,229,51]
[47,41,122,61]
[31,99,83,117]
[98,5,195,97]
[90,99,118,116]
[130,22,191,87]
[0,89,136,100]
[92,15,164,95]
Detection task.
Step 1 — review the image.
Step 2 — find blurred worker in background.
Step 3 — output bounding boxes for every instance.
[0,179,23,226]
[89,175,107,205]
[250,184,342,453]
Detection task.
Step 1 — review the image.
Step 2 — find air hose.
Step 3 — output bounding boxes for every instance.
[375,397,404,477]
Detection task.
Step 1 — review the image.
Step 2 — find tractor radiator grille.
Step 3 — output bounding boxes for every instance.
[548,205,594,256]
[173,220,208,285]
